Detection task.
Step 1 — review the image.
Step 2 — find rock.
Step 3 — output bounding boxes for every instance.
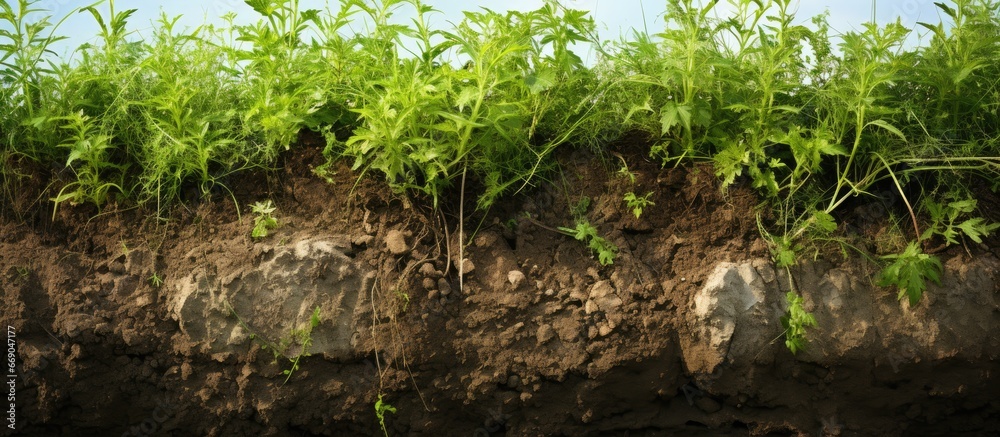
[419,263,437,276]
[422,277,436,290]
[681,262,769,375]
[169,237,367,361]
[352,234,374,247]
[384,230,408,255]
[694,396,722,413]
[586,281,623,313]
[508,270,526,288]
[568,287,588,303]
[453,258,475,275]
[507,374,520,387]
[227,325,248,346]
[598,324,613,337]
[536,324,555,344]
[438,278,452,296]
[589,280,614,299]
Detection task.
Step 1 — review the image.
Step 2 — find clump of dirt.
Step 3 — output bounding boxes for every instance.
[1,141,998,436]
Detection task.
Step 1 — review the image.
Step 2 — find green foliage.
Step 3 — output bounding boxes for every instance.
[558,220,617,266]
[781,291,817,355]
[623,191,654,219]
[343,0,600,209]
[879,242,943,306]
[251,200,279,239]
[920,196,999,245]
[226,302,321,385]
[569,196,591,218]
[49,111,123,218]
[281,306,321,384]
[374,394,396,437]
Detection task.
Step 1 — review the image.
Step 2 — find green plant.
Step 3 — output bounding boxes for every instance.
[617,163,637,184]
[374,393,396,437]
[878,241,943,306]
[569,196,591,218]
[781,290,817,354]
[281,306,321,384]
[148,272,163,287]
[623,191,654,219]
[251,200,279,239]
[225,302,321,385]
[558,220,617,266]
[393,289,410,312]
[49,111,123,218]
[920,196,999,245]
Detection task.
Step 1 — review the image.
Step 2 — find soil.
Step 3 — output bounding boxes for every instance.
[2,137,998,437]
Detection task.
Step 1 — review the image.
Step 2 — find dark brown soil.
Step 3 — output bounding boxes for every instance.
[2,139,998,437]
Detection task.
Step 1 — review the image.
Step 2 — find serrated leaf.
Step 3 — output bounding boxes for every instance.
[813,210,837,233]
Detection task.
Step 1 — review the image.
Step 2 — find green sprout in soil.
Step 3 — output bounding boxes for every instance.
[623,191,654,219]
[375,394,396,437]
[250,200,279,239]
[225,301,321,385]
[148,272,163,287]
[281,306,321,384]
[559,220,617,266]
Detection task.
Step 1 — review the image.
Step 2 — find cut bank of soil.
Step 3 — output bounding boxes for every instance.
[1,140,998,436]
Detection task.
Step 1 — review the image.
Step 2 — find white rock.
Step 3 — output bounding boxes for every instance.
[508,270,526,288]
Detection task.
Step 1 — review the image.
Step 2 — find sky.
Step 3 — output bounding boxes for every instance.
[26,0,946,60]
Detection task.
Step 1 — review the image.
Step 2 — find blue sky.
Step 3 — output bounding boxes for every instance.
[29,0,945,59]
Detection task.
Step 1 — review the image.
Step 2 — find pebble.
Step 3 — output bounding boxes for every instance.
[598,324,613,337]
[438,278,452,296]
[508,270,526,288]
[695,396,722,413]
[536,324,555,344]
[352,234,374,246]
[454,258,475,274]
[422,277,436,290]
[384,230,408,255]
[419,263,437,276]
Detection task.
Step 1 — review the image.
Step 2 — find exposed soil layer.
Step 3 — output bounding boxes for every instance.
[2,141,998,437]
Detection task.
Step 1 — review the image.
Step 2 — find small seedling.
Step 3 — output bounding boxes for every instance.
[375,394,397,437]
[878,241,942,306]
[781,291,817,354]
[282,306,322,384]
[393,289,410,312]
[251,200,279,239]
[15,266,30,278]
[623,191,654,218]
[225,302,321,385]
[558,220,617,266]
[148,272,164,287]
[617,163,637,184]
[569,196,591,218]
